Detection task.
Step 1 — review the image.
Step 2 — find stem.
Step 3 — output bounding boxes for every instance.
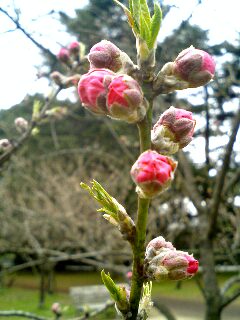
[128,103,153,319]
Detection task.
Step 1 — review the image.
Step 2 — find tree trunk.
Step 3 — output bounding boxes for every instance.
[39,266,46,308]
[199,238,222,320]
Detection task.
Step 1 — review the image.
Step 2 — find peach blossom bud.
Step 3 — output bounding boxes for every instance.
[68,41,80,56]
[107,75,146,123]
[88,40,123,72]
[130,150,177,198]
[14,117,28,133]
[78,68,115,115]
[57,48,70,63]
[145,236,198,281]
[51,302,61,315]
[173,46,215,88]
[126,271,132,281]
[0,139,12,153]
[152,106,196,154]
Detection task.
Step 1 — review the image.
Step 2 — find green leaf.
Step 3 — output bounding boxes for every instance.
[149,2,162,49]
[140,0,151,26]
[139,13,150,44]
[32,100,42,121]
[113,0,135,28]
[132,0,141,31]
[101,270,121,302]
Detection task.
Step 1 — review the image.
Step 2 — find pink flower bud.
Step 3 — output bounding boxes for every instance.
[145,236,198,281]
[0,139,12,153]
[51,302,61,315]
[68,41,80,55]
[107,75,146,123]
[152,106,196,154]
[173,46,215,88]
[57,48,70,64]
[78,68,115,115]
[130,150,177,198]
[14,117,28,133]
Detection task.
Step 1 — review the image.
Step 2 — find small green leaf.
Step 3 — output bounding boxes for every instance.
[132,0,141,31]
[149,2,162,49]
[32,100,42,121]
[113,0,135,28]
[140,0,151,26]
[101,270,121,302]
[139,13,150,44]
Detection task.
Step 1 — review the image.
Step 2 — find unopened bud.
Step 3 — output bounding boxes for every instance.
[173,46,215,88]
[51,71,80,88]
[107,75,146,123]
[45,107,68,120]
[14,117,28,133]
[78,68,115,115]
[152,106,196,154]
[57,48,72,67]
[51,302,61,316]
[145,236,198,281]
[88,40,134,73]
[130,150,177,198]
[68,41,80,56]
[0,139,12,153]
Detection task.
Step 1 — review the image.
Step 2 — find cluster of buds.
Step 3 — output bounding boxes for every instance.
[151,106,196,155]
[0,139,12,153]
[51,71,80,89]
[14,117,28,133]
[57,41,81,68]
[145,236,199,281]
[154,46,215,94]
[78,47,147,123]
[130,150,177,198]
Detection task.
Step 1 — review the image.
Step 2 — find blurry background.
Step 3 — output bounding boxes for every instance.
[0,1,239,319]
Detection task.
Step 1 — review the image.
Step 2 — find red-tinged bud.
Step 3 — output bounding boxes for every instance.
[145,236,198,281]
[0,139,12,153]
[51,71,80,88]
[107,75,146,123]
[68,41,80,56]
[173,46,215,88]
[88,40,133,73]
[130,150,177,198]
[78,68,115,115]
[14,117,28,133]
[88,40,122,72]
[152,106,196,154]
[57,48,70,63]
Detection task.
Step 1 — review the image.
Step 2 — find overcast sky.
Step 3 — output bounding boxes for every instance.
[0,0,240,110]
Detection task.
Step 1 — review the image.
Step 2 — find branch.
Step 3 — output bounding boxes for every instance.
[221,287,240,310]
[177,151,204,214]
[221,275,240,296]
[69,301,114,320]
[152,299,177,320]
[209,106,240,238]
[0,311,47,320]
[0,87,61,167]
[0,7,56,61]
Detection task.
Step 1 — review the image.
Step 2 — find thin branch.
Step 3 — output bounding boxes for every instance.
[69,301,114,320]
[0,87,61,166]
[221,287,240,310]
[0,7,56,61]
[221,275,240,296]
[177,151,204,214]
[152,299,177,320]
[209,106,240,238]
[0,311,47,320]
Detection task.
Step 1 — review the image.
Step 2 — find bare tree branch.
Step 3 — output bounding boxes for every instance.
[0,7,56,61]
[0,311,47,320]
[0,87,61,167]
[209,106,240,238]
